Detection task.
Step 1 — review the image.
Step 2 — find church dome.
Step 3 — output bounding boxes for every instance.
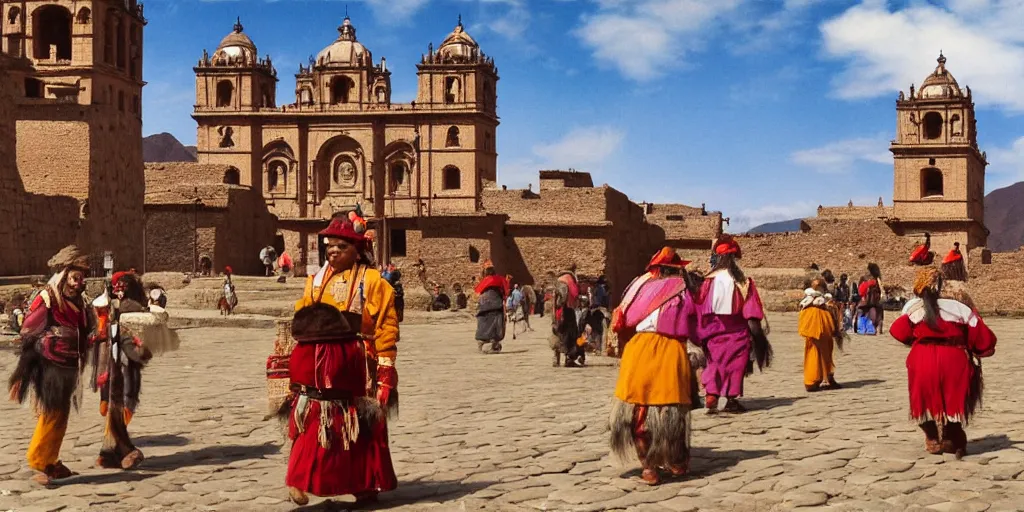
[315,17,372,68]
[919,53,962,99]
[213,18,257,65]
[437,17,480,62]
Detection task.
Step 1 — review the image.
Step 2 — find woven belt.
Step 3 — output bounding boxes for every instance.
[289,383,357,401]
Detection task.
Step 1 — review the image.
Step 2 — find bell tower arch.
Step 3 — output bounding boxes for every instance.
[890,53,988,250]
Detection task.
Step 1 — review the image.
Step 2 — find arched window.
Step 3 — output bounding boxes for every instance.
[924,112,943,140]
[376,86,386,103]
[468,245,480,263]
[76,7,90,24]
[443,166,461,190]
[445,76,459,104]
[389,161,407,194]
[223,167,240,185]
[299,87,312,105]
[921,168,943,197]
[216,80,233,107]
[33,5,72,60]
[8,6,20,25]
[445,126,460,148]
[331,76,352,104]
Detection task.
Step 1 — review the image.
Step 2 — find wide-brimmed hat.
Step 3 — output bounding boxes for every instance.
[646,247,690,271]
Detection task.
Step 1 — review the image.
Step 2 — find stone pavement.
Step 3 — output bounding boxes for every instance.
[2,314,1024,511]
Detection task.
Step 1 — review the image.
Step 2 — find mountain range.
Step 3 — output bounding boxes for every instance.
[143,132,197,163]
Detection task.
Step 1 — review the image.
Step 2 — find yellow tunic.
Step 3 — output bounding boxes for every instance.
[296,265,399,361]
[798,306,836,387]
[614,332,692,406]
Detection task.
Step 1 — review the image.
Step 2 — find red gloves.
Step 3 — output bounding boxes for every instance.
[376,363,397,408]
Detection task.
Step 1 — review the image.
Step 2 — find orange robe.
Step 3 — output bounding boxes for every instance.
[799,305,836,387]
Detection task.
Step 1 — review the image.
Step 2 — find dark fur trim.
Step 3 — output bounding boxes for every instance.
[750,329,773,373]
[965,355,984,426]
[609,400,690,468]
[292,303,361,341]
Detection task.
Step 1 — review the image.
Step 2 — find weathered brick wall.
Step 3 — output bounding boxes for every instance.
[0,55,80,276]
[732,216,1024,316]
[391,216,501,293]
[145,164,277,275]
[482,187,610,224]
[816,204,893,220]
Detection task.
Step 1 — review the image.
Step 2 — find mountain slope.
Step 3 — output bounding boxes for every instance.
[747,218,803,234]
[985,181,1024,252]
[143,132,198,163]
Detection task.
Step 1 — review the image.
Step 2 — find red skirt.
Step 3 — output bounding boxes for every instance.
[286,398,397,496]
[906,343,973,424]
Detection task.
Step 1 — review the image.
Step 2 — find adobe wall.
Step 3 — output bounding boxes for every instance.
[0,55,80,276]
[144,163,276,275]
[390,215,503,293]
[17,103,144,271]
[482,187,610,224]
[733,216,1024,316]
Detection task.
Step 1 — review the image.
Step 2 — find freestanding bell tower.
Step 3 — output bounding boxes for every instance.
[890,53,988,254]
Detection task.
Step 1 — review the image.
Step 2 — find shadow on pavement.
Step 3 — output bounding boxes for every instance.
[59,471,158,486]
[742,396,806,411]
[291,480,498,511]
[969,434,1024,455]
[618,448,778,480]
[141,442,280,471]
[134,434,191,447]
[836,379,886,390]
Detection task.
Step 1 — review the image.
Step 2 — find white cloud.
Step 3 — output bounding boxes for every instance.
[573,0,828,81]
[820,1,1024,111]
[498,126,625,188]
[790,135,892,174]
[362,0,431,23]
[986,136,1024,190]
[574,0,744,81]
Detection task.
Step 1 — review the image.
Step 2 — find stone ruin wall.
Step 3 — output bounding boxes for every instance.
[15,100,144,272]
[732,216,1024,315]
[144,163,277,275]
[0,55,79,276]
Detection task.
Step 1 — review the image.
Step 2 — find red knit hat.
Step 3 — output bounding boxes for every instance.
[713,235,742,258]
[111,271,130,291]
[647,247,690,271]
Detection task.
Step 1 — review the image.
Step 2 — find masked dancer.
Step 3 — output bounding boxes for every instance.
[8,246,93,484]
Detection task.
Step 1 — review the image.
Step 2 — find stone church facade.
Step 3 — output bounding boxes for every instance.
[193,16,499,273]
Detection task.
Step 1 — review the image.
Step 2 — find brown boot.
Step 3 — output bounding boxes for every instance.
[942,423,968,459]
[552,350,561,367]
[805,382,822,392]
[827,375,841,389]
[921,421,942,455]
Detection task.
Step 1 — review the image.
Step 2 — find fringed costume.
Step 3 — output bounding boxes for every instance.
[7,246,93,484]
[90,271,177,470]
[285,212,399,505]
[475,261,508,354]
[799,280,842,392]
[890,268,996,459]
[551,269,582,367]
[610,248,696,485]
[685,236,772,414]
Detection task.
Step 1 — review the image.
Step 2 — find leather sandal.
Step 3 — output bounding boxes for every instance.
[288,486,309,506]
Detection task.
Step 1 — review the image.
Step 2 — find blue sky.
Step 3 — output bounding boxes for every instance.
[141,0,1024,231]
